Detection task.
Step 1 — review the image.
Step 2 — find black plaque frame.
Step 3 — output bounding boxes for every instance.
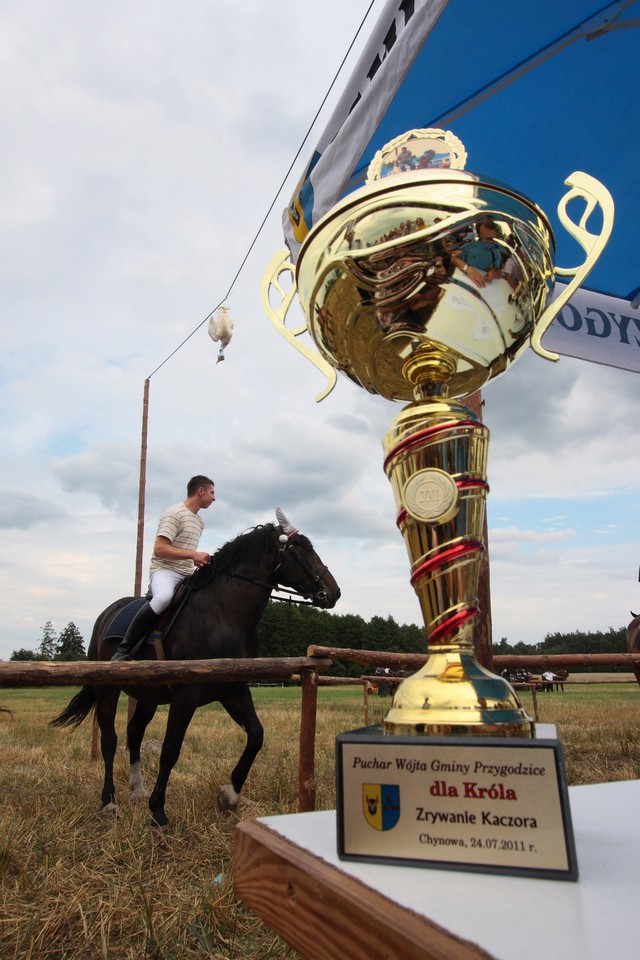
[336,724,578,881]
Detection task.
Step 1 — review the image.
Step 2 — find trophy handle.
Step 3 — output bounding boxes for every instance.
[530,171,615,361]
[261,248,337,402]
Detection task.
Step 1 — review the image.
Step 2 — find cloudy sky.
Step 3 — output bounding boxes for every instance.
[1,0,638,661]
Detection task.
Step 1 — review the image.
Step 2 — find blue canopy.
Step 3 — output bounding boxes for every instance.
[285,0,639,302]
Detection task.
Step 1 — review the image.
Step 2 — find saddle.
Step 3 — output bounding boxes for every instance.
[104,578,193,657]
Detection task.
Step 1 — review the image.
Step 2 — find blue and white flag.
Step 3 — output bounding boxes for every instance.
[283,0,448,260]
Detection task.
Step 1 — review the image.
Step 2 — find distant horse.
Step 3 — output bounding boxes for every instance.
[50,510,340,827]
[374,668,392,697]
[552,669,569,691]
[628,611,640,652]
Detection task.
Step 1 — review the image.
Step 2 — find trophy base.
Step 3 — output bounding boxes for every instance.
[336,723,578,880]
[383,648,533,738]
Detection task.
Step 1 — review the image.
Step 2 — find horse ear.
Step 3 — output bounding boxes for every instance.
[275,507,299,537]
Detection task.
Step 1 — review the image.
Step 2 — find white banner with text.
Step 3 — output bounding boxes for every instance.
[543,284,640,374]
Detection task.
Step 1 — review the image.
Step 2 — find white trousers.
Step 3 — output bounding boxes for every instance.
[149,569,185,614]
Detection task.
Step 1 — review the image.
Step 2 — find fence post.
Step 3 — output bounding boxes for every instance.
[298,668,318,812]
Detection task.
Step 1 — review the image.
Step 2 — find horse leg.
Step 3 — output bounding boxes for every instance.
[148,691,198,828]
[217,684,264,813]
[126,700,158,802]
[95,687,121,813]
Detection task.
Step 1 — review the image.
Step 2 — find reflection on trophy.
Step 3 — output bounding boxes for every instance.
[263,128,613,738]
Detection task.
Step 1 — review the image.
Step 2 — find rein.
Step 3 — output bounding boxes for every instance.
[205,565,318,606]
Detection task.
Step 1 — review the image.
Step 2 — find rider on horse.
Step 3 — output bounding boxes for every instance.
[111,475,215,661]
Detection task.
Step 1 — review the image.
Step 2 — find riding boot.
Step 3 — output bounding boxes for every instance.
[111,602,158,661]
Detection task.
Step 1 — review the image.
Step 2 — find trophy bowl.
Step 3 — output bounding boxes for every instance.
[295,166,555,403]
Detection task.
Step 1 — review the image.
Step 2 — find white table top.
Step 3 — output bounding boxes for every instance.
[259,779,639,960]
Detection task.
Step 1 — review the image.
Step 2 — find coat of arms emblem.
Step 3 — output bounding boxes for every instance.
[363,783,400,831]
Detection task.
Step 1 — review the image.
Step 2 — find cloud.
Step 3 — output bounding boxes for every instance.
[490,526,576,545]
[0,490,67,529]
[484,350,640,499]
[52,446,140,516]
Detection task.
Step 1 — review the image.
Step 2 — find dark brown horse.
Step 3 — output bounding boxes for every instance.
[627,612,640,686]
[50,510,340,827]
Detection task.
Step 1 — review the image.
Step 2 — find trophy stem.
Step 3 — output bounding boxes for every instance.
[381,382,533,738]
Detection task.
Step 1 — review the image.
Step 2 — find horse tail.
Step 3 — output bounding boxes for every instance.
[49,686,96,728]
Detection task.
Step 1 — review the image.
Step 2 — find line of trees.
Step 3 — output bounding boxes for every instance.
[492,627,627,658]
[10,621,86,662]
[258,604,630,674]
[258,602,426,677]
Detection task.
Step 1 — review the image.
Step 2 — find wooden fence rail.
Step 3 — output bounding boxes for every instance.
[494,653,640,675]
[306,646,640,682]
[0,657,332,687]
[305,646,640,750]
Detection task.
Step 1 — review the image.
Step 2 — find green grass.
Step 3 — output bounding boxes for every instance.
[2,674,638,715]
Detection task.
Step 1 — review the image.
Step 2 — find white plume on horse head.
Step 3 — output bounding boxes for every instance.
[275,507,299,538]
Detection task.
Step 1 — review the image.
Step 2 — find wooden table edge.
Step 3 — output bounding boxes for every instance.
[233,818,494,960]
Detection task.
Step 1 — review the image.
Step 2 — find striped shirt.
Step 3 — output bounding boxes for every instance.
[149,503,205,576]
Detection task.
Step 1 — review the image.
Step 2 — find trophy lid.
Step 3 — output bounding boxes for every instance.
[367,128,468,184]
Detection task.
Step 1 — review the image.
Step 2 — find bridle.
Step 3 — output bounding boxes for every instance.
[205,526,329,607]
[272,531,330,606]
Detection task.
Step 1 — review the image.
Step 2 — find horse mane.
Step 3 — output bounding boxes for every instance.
[187,523,279,589]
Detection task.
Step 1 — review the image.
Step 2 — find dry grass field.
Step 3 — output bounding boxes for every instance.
[1,678,639,959]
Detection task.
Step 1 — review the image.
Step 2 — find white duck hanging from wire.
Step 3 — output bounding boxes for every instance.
[208,306,234,363]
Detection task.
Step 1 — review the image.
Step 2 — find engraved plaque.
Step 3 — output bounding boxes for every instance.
[336,724,578,881]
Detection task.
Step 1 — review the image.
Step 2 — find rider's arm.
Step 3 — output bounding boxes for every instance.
[153,536,210,567]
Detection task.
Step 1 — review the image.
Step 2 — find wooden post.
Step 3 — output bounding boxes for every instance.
[298,668,319,813]
[132,378,150,726]
[363,682,369,727]
[530,682,539,722]
[467,390,493,671]
[134,378,150,598]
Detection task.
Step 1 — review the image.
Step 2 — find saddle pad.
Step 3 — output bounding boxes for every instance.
[104,598,148,642]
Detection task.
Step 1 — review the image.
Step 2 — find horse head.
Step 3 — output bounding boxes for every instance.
[274,507,341,609]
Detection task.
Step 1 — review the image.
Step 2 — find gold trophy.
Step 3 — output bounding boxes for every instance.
[263,129,613,739]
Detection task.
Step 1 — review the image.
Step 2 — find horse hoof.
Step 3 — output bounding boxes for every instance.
[151,809,169,829]
[217,784,239,812]
[130,787,149,803]
[100,802,117,816]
